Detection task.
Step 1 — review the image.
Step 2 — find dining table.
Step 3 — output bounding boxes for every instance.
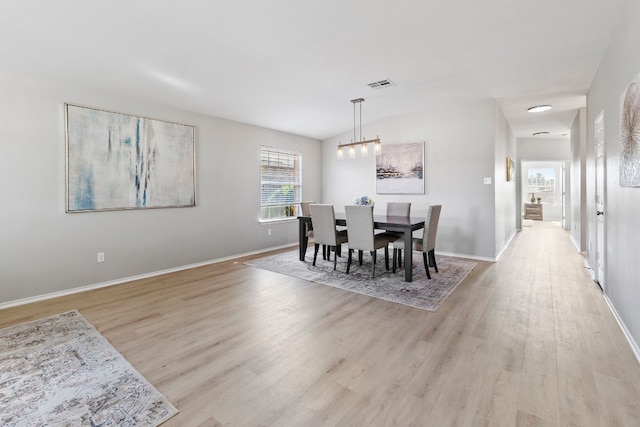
[297,213,426,282]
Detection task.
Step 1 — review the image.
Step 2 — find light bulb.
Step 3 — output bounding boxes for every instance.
[374,141,381,155]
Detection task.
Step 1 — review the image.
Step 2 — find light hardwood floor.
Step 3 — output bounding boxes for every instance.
[2,221,640,426]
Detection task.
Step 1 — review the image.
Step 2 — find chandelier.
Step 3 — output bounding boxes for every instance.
[337,98,381,160]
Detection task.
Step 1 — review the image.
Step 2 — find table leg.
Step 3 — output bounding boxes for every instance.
[299,219,308,261]
[403,229,413,282]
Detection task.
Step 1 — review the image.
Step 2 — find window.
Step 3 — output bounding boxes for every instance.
[260,147,301,221]
[527,167,556,205]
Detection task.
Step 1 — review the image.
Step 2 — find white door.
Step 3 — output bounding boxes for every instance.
[594,112,606,290]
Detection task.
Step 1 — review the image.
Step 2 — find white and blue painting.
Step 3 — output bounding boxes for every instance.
[376,141,424,194]
[66,104,195,212]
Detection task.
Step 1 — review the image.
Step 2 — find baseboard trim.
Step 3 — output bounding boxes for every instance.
[495,230,517,262]
[603,294,640,365]
[583,259,597,282]
[0,243,296,311]
[570,235,581,252]
[437,251,496,263]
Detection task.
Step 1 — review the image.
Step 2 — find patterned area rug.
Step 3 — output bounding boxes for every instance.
[245,250,477,311]
[0,310,178,426]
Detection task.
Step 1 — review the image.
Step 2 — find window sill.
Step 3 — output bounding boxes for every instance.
[259,217,298,225]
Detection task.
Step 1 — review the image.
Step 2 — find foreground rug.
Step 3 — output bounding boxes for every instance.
[0,310,178,426]
[245,250,477,311]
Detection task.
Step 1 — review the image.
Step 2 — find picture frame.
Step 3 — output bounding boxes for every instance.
[506,157,515,182]
[376,141,425,194]
[620,72,640,187]
[65,103,196,212]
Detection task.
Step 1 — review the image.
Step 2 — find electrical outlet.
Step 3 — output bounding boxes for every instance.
[267,228,272,236]
[97,252,105,263]
[483,177,492,184]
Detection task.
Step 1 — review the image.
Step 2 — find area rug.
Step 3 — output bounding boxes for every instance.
[245,250,477,311]
[0,310,178,426]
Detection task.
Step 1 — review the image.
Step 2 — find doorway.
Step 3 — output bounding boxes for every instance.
[521,161,565,223]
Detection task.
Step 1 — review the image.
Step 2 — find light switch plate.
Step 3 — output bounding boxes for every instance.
[484,177,492,184]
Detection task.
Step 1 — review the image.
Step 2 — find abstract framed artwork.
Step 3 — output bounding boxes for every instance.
[376,141,424,194]
[65,104,196,212]
[506,157,515,182]
[620,72,640,187]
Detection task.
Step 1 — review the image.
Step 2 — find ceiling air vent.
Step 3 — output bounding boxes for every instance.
[367,79,395,89]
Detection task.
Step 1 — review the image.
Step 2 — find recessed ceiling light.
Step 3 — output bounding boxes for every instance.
[533,131,550,136]
[528,105,552,113]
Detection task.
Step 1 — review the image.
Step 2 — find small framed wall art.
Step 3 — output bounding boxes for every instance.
[506,157,515,182]
[376,141,425,194]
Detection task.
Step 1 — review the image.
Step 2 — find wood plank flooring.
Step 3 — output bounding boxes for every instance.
[2,221,640,426]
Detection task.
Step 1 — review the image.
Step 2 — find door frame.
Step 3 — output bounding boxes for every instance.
[520,160,566,223]
[594,110,606,291]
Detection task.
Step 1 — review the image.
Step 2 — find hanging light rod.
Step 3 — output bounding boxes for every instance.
[337,98,382,160]
[337,137,381,148]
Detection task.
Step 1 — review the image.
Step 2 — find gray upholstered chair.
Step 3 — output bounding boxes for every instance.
[344,205,395,277]
[385,202,411,264]
[309,204,348,270]
[387,202,411,217]
[300,201,314,217]
[391,205,442,279]
[300,201,315,238]
[302,201,328,259]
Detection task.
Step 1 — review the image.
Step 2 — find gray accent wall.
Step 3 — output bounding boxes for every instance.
[0,69,322,304]
[586,0,640,353]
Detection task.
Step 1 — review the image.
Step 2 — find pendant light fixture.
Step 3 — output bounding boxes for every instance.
[337,98,381,160]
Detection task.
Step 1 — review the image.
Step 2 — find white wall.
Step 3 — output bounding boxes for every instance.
[321,99,505,260]
[494,106,517,255]
[0,69,322,304]
[586,0,640,352]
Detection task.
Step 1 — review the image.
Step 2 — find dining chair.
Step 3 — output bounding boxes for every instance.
[391,205,442,279]
[309,204,348,270]
[301,201,321,258]
[300,201,315,238]
[302,201,330,260]
[387,202,411,217]
[385,202,411,265]
[344,205,395,277]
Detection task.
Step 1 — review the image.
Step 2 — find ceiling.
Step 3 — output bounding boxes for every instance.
[0,0,624,140]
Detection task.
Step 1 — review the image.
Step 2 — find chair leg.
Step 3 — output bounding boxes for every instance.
[323,245,327,260]
[346,249,353,274]
[371,251,376,278]
[422,252,431,279]
[384,246,389,270]
[358,250,363,265]
[313,244,319,266]
[333,246,338,270]
[430,249,438,272]
[392,248,398,273]
[398,249,402,267]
